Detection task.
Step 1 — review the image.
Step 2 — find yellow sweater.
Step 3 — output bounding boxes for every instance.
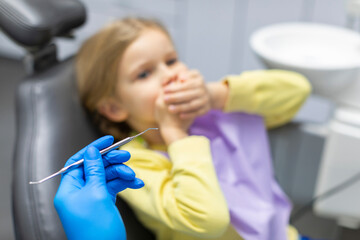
[119,70,311,240]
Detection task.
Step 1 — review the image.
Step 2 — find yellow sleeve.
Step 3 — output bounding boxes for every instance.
[287,225,299,240]
[223,70,311,129]
[119,136,230,238]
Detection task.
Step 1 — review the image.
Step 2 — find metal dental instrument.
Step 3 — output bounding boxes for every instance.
[29,128,158,185]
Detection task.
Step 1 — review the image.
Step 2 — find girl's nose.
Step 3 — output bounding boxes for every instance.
[160,64,178,86]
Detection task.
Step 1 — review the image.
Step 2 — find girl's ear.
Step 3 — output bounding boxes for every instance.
[98,98,128,122]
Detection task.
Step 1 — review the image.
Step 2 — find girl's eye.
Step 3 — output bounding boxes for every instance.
[137,70,151,80]
[166,58,177,66]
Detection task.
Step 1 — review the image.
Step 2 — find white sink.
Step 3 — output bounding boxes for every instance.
[250,22,360,98]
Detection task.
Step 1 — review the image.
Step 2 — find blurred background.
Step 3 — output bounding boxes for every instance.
[1,0,359,239]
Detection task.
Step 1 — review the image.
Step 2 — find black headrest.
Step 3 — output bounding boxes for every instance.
[0,0,86,48]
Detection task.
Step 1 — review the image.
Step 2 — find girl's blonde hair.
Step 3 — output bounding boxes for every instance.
[76,17,169,140]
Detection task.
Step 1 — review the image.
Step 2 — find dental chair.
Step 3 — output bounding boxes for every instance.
[0,0,155,239]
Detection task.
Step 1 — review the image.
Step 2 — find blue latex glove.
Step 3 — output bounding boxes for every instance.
[54,136,144,240]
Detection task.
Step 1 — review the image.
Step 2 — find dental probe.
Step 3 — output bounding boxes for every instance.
[29,128,158,185]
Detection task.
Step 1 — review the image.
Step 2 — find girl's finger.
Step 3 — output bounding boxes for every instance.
[164,88,202,104]
[168,96,209,114]
[187,70,201,79]
[164,74,203,93]
[180,106,210,120]
[164,80,192,93]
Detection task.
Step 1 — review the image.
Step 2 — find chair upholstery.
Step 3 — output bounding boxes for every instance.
[13,58,155,240]
[4,0,155,238]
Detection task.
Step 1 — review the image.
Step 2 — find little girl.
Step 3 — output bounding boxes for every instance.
[76,18,311,240]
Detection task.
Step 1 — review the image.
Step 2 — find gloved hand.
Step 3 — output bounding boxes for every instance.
[54,135,144,240]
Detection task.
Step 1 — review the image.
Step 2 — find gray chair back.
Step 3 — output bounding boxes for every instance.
[13,58,155,239]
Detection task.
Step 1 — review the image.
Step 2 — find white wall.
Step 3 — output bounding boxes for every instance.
[0,0,347,81]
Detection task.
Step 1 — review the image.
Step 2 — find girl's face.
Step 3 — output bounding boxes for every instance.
[114,29,188,131]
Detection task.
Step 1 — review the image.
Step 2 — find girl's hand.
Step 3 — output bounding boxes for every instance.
[163,70,211,120]
[155,91,192,145]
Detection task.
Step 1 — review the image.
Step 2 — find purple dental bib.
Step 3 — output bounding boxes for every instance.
[189,110,291,240]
